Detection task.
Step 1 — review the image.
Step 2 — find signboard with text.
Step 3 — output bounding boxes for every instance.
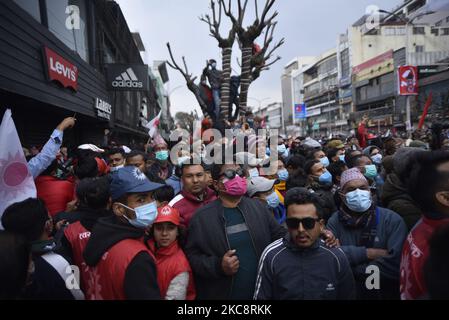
[43,47,78,91]
[94,98,112,120]
[105,64,149,91]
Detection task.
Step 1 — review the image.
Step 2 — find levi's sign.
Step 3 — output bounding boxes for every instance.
[106,64,148,91]
[94,98,112,120]
[43,47,78,91]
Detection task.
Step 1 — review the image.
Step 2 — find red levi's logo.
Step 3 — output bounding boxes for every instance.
[44,47,78,91]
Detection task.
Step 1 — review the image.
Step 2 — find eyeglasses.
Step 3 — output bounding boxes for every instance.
[286,217,320,230]
[220,168,245,180]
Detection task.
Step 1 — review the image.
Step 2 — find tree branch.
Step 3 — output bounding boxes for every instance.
[254,0,259,21]
[166,43,210,116]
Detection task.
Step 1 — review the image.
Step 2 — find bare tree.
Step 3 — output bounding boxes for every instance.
[166,0,283,125]
[199,0,237,121]
[166,42,210,117]
[224,0,283,116]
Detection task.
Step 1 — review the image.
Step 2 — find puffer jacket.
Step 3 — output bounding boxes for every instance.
[147,239,195,300]
[169,188,217,228]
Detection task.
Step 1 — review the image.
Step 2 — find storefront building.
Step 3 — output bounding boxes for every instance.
[0,0,158,149]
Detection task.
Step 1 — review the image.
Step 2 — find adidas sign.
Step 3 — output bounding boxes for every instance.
[112,68,143,88]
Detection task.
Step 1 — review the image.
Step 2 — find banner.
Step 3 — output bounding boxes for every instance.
[0,109,37,225]
[294,104,307,119]
[398,66,418,96]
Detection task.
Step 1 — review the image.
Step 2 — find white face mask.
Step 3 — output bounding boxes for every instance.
[110,164,124,172]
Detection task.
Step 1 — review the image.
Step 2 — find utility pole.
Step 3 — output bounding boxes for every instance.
[379,9,435,134]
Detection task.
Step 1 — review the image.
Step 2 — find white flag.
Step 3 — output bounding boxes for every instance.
[145,111,161,138]
[0,109,37,226]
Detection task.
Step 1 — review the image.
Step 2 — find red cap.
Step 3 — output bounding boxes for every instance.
[155,205,180,226]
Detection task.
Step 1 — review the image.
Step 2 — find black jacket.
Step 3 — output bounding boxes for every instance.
[308,182,337,222]
[254,235,356,300]
[55,206,112,263]
[185,197,287,300]
[83,216,160,300]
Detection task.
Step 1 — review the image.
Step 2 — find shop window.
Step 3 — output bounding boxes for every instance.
[46,0,89,62]
[13,0,41,22]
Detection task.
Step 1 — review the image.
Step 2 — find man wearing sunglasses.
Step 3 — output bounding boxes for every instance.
[254,187,355,300]
[185,161,286,300]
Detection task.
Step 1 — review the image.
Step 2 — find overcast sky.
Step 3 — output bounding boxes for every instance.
[116,0,404,116]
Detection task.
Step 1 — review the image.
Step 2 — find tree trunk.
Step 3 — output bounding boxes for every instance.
[239,44,253,117]
[220,46,232,121]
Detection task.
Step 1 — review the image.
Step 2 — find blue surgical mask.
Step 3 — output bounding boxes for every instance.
[339,155,346,163]
[277,169,289,181]
[320,156,330,168]
[345,189,372,213]
[120,201,158,229]
[371,154,382,165]
[277,144,287,154]
[266,191,280,209]
[364,164,378,179]
[155,150,169,161]
[318,171,333,185]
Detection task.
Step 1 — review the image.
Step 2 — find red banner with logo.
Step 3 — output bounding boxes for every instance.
[398,66,418,96]
[43,47,78,91]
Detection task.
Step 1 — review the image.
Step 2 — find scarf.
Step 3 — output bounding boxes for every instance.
[338,204,378,248]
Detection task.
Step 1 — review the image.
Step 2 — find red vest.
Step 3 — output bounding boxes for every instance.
[35,176,75,217]
[400,216,449,300]
[148,239,196,300]
[63,222,91,293]
[83,237,155,300]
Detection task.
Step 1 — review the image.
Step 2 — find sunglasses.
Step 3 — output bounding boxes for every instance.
[220,168,245,180]
[286,217,320,230]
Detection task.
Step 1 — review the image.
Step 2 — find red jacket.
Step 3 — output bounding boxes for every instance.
[169,188,217,228]
[148,239,195,300]
[35,176,75,217]
[63,222,91,294]
[83,238,155,300]
[400,216,449,300]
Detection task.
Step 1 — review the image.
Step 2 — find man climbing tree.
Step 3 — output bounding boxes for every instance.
[167,0,284,128]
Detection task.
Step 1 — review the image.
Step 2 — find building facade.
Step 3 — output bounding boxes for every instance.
[0,0,162,150]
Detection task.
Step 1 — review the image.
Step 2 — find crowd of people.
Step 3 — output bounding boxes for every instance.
[1,114,449,300]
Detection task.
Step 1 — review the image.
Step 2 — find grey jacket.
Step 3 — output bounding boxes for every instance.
[185,197,287,300]
[326,206,407,280]
[254,236,356,300]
